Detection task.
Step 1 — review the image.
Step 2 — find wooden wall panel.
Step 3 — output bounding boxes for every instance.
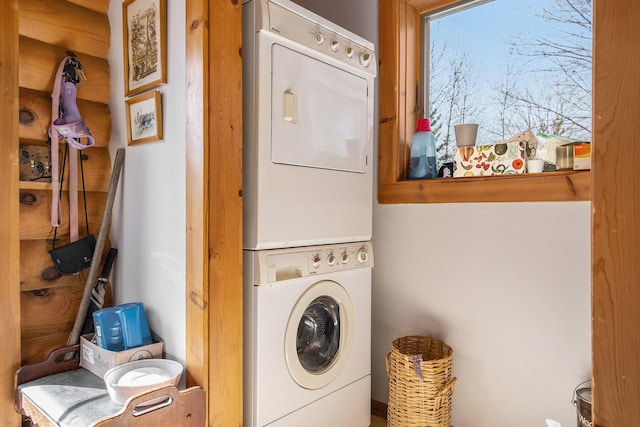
[20,190,107,240]
[19,0,110,59]
[403,0,417,178]
[20,284,85,340]
[20,88,111,148]
[185,0,209,402]
[0,0,22,424]
[378,0,400,184]
[20,239,111,292]
[20,292,112,366]
[592,0,640,424]
[19,36,110,104]
[21,332,69,366]
[20,238,91,292]
[378,0,419,183]
[407,0,459,14]
[19,146,112,192]
[65,0,109,15]
[6,0,116,420]
[208,0,244,425]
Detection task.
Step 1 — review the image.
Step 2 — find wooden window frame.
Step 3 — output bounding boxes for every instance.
[378,0,591,203]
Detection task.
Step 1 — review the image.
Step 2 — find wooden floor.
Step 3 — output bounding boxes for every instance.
[371,415,386,427]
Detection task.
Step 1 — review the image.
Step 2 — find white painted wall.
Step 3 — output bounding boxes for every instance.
[107,0,187,364]
[293,1,591,426]
[373,202,591,426]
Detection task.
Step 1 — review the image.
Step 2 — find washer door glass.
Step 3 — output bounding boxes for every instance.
[296,296,340,373]
[285,280,355,390]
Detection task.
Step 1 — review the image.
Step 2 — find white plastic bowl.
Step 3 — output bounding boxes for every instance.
[103,359,183,405]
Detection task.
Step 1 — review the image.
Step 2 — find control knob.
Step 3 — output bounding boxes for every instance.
[357,248,369,264]
[340,252,349,264]
[312,255,321,269]
[345,47,354,58]
[360,52,371,67]
[314,32,324,44]
[330,40,340,52]
[327,253,336,266]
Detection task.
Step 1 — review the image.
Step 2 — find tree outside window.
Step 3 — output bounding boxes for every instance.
[423,0,592,167]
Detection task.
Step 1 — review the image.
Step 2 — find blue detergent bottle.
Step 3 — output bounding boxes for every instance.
[408,118,437,179]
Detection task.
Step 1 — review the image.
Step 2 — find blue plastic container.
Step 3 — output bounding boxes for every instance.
[92,302,152,351]
[118,302,152,349]
[93,307,124,351]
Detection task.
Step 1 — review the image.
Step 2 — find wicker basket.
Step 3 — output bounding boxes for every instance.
[386,335,456,427]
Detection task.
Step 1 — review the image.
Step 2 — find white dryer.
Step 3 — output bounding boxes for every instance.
[244,242,373,427]
[242,0,377,250]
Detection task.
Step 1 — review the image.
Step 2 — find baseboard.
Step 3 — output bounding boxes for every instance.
[371,399,387,419]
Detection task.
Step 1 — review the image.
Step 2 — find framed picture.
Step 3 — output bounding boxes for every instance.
[123,0,166,96]
[125,91,163,145]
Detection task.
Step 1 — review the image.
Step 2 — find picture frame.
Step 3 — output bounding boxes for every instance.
[122,0,166,97]
[125,91,163,145]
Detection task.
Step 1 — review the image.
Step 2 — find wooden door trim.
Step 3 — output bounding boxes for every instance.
[186,0,243,425]
[0,0,21,424]
[185,0,208,396]
[592,0,640,424]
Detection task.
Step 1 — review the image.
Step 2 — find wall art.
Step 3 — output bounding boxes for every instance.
[125,91,163,145]
[123,0,167,96]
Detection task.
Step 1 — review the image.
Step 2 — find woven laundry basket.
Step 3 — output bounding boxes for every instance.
[386,335,456,427]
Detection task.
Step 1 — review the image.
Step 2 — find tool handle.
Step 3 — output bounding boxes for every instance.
[80,248,119,336]
[98,248,118,283]
[67,148,124,347]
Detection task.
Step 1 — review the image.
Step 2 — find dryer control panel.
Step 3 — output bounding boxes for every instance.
[248,241,373,285]
[247,0,376,76]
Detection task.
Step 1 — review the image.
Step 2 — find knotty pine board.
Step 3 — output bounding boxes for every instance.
[19,145,111,192]
[20,238,112,292]
[19,189,108,240]
[19,0,110,59]
[19,36,110,104]
[20,87,111,148]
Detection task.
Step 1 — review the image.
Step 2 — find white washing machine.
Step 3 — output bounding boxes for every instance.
[244,242,373,426]
[242,0,377,250]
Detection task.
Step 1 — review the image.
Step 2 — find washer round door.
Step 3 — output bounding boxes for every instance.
[284,280,355,390]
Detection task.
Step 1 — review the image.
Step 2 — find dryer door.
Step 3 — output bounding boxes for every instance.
[284,280,355,390]
[271,44,369,173]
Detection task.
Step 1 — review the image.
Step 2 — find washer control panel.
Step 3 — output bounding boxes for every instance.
[306,241,373,275]
[251,241,373,285]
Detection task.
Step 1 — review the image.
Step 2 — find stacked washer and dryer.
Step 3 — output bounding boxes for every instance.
[242,0,377,426]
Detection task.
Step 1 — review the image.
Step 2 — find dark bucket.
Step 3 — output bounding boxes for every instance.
[575,387,592,427]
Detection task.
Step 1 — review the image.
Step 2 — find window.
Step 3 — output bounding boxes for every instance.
[378,0,591,203]
[423,0,592,167]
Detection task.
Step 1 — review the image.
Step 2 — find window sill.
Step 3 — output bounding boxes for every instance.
[378,170,590,204]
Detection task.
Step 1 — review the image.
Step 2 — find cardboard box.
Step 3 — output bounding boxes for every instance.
[80,334,164,378]
[573,142,591,170]
[453,140,527,177]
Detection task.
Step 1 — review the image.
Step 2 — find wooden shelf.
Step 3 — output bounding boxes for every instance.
[378,170,591,204]
[19,180,52,191]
